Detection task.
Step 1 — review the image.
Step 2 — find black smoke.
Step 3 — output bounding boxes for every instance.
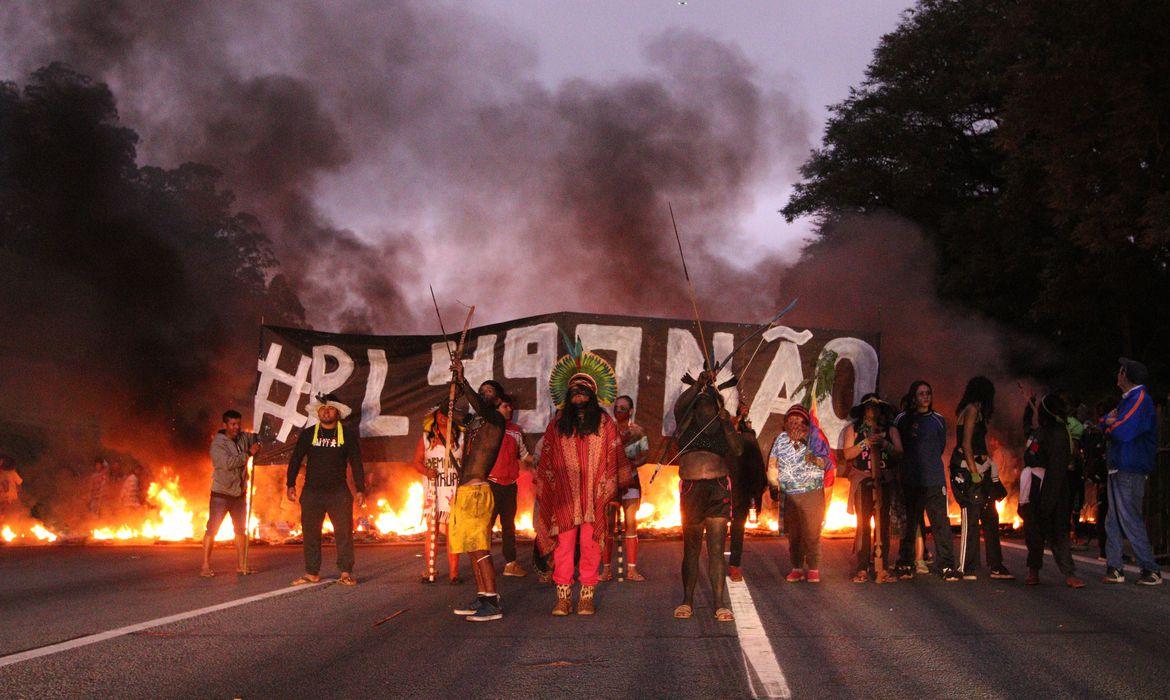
[0,2,812,330]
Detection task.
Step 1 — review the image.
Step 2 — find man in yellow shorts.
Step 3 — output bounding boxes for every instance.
[448,359,508,622]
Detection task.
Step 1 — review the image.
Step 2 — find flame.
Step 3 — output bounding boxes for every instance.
[0,518,60,543]
[636,472,683,529]
[30,523,58,542]
[88,468,199,542]
[9,451,1044,545]
[822,495,856,533]
[373,482,427,536]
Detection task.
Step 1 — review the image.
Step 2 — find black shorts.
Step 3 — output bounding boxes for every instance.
[680,477,731,524]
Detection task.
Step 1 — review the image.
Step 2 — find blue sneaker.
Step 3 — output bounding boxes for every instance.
[453,597,483,616]
[467,596,503,622]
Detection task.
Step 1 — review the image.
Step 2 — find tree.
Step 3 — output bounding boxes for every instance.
[0,64,304,454]
[783,0,1170,392]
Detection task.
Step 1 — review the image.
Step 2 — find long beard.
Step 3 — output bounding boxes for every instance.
[558,398,602,436]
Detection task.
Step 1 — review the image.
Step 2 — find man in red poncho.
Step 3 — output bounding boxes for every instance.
[535,344,630,616]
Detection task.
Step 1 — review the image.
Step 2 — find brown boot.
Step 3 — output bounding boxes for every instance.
[552,584,573,616]
[598,564,613,582]
[577,585,596,615]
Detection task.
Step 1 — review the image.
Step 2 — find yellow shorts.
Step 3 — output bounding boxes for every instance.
[448,483,494,555]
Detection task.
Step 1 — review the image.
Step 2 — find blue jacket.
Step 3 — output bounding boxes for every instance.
[894,410,948,487]
[1106,385,1158,475]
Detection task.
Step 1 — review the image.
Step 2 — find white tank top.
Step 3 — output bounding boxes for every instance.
[424,437,461,515]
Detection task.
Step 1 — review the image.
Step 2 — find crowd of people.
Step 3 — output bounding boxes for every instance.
[203,353,1165,622]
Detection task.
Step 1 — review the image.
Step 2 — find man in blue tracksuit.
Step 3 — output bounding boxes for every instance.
[1102,358,1162,586]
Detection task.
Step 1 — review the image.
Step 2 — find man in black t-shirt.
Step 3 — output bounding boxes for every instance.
[287,394,366,586]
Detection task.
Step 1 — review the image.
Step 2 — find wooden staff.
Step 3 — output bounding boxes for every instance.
[242,318,265,574]
[614,502,626,582]
[429,286,475,582]
[668,202,713,372]
[866,422,892,583]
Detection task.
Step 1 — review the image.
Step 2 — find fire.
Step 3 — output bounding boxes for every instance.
[0,518,60,544]
[822,494,856,533]
[636,472,683,529]
[30,523,58,542]
[373,482,427,536]
[89,468,201,542]
[7,457,1038,546]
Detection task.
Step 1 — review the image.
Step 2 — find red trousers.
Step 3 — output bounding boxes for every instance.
[554,522,601,586]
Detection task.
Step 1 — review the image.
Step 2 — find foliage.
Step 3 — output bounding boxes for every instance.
[783,0,1170,392]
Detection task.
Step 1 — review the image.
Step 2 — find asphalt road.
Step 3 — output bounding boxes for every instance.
[1,536,1167,699]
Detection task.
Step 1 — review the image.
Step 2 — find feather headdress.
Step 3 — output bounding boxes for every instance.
[549,331,617,408]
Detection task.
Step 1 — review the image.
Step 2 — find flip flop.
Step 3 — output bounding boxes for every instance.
[199,570,216,578]
[673,604,693,619]
[291,575,320,586]
[448,576,464,585]
[715,607,735,622]
[236,568,258,576]
[337,574,357,586]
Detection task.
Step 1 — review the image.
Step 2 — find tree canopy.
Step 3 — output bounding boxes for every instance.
[0,64,303,451]
[784,0,1170,393]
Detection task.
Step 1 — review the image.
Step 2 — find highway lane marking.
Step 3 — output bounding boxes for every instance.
[0,581,329,668]
[1001,541,1145,574]
[727,577,791,699]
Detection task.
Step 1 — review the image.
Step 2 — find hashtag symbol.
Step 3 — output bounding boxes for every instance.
[253,343,312,442]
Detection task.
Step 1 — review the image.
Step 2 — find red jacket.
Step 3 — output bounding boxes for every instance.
[488,422,528,486]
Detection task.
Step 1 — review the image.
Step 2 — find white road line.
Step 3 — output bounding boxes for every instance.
[727,578,791,699]
[0,581,328,668]
[1000,541,1145,574]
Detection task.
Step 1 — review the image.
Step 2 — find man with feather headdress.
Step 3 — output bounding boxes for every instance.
[535,338,631,616]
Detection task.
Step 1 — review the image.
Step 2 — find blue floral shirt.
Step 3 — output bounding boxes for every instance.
[769,432,826,495]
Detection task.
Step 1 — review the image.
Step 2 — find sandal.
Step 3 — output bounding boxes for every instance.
[236,568,258,576]
[199,569,216,578]
[337,574,357,586]
[448,576,464,585]
[673,604,693,619]
[852,570,870,584]
[626,567,646,582]
[715,607,735,622]
[291,575,320,586]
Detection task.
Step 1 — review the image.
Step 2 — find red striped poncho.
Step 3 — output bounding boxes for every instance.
[534,411,627,554]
